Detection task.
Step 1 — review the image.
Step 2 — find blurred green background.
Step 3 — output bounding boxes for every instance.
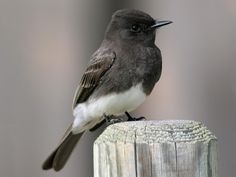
[0,0,235,177]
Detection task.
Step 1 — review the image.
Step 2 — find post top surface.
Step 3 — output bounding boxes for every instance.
[95,120,217,144]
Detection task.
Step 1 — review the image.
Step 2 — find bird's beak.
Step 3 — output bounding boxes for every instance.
[151,20,172,29]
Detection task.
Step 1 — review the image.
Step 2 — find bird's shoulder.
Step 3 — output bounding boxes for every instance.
[89,48,116,68]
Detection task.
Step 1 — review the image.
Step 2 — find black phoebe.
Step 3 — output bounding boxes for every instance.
[42,9,172,171]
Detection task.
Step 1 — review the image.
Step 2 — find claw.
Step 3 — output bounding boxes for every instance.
[90,112,146,132]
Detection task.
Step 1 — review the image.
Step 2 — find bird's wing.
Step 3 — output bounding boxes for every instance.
[72,49,116,108]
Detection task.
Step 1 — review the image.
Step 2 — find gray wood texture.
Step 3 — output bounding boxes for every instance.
[93,120,217,177]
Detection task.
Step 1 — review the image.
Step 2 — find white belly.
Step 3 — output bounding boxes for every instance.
[72,83,146,133]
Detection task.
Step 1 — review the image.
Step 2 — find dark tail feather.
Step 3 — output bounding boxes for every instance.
[42,131,84,171]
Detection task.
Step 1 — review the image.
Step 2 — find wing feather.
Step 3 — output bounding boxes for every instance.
[72,50,115,108]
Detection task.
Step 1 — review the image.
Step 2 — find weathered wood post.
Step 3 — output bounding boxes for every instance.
[93,120,217,177]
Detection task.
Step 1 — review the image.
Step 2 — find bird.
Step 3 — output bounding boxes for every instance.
[42,9,172,171]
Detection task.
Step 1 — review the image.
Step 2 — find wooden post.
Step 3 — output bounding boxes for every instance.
[93,120,217,177]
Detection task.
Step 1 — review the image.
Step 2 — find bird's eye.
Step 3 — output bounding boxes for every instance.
[130,24,141,33]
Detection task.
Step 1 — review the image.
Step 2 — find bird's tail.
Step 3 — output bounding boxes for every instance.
[42,124,84,171]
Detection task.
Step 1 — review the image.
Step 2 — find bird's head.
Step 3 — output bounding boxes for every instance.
[105,9,172,45]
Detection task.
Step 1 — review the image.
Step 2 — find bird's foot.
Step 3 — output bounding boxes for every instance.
[125,111,146,121]
[89,112,145,132]
[105,115,124,124]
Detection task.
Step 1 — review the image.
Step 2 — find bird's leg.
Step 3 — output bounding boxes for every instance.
[105,114,124,124]
[90,112,145,131]
[125,111,146,121]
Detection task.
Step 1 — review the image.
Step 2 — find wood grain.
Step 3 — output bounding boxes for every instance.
[93,120,217,177]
